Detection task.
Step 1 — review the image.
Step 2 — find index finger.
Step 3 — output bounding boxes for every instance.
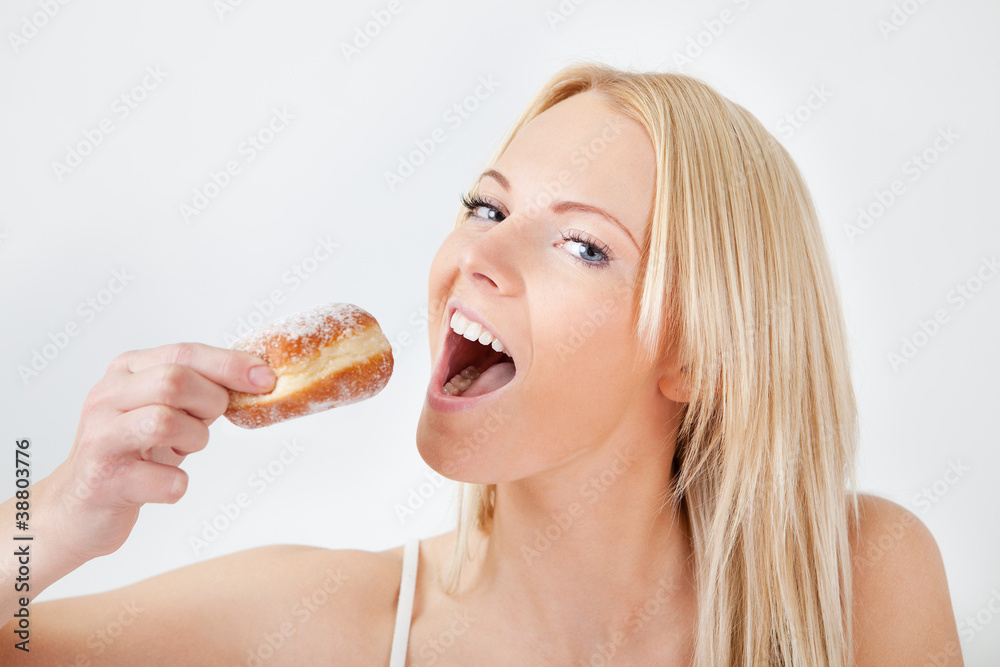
[111,342,276,394]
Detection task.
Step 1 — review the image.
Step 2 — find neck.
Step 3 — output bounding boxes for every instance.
[464,434,694,658]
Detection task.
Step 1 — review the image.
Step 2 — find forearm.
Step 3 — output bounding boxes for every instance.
[0,471,90,621]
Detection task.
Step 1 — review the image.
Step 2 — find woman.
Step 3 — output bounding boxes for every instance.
[1,63,962,665]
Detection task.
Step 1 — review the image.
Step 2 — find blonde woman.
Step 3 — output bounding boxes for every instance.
[1,63,962,665]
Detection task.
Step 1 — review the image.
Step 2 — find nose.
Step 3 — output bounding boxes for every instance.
[456,218,526,296]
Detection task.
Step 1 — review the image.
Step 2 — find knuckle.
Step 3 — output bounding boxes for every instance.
[206,386,231,419]
[81,383,108,415]
[76,456,121,498]
[189,421,211,453]
[108,350,133,373]
[141,405,178,441]
[217,351,241,385]
[157,364,188,403]
[168,342,198,367]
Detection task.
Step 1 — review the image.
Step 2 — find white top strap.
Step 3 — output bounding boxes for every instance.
[389,540,420,667]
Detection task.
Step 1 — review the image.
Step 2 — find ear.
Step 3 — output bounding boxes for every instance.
[658,362,692,403]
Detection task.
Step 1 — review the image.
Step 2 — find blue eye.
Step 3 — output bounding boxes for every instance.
[561,230,612,269]
[564,238,606,263]
[458,193,614,269]
[460,193,506,222]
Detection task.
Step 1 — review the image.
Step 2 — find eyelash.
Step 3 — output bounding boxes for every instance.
[459,193,614,269]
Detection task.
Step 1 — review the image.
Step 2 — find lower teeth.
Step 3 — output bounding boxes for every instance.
[442,365,480,396]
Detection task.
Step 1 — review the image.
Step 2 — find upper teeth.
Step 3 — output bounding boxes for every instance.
[450,311,511,357]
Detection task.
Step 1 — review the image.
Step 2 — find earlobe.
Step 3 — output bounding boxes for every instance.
[658,364,691,403]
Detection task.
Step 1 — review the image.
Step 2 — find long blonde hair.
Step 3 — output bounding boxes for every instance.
[445,62,859,667]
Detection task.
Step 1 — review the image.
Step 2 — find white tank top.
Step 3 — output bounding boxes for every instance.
[389,540,420,666]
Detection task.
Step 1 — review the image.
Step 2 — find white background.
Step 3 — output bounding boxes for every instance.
[1,0,997,662]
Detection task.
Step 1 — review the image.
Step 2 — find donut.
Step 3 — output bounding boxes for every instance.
[224,303,393,429]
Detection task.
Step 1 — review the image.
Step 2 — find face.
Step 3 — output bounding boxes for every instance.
[417,90,672,483]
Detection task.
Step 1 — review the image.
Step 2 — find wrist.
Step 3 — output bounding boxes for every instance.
[21,469,94,592]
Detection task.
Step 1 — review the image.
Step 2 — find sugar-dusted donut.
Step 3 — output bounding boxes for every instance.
[224,303,393,429]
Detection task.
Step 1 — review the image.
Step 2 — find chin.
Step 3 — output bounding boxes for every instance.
[415,401,518,484]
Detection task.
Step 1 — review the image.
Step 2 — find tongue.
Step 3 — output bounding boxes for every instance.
[463,360,515,398]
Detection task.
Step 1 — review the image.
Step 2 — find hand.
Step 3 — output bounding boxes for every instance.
[43,342,276,565]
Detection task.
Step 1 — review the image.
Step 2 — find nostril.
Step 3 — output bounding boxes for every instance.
[457,237,509,292]
[472,272,498,289]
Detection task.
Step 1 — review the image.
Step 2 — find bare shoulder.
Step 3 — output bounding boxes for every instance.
[13,544,405,666]
[848,493,964,666]
[238,543,406,663]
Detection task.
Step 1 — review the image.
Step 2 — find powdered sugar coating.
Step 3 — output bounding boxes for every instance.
[224,302,394,429]
[233,302,373,366]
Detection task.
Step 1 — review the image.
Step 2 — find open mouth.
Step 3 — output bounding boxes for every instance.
[438,311,516,399]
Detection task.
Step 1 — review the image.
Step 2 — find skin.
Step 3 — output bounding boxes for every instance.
[412,90,697,664]
[0,92,962,666]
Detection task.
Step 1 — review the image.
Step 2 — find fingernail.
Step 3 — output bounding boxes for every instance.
[171,474,187,499]
[250,365,276,388]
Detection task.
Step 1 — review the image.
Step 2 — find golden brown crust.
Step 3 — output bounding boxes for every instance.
[241,307,378,368]
[224,303,393,429]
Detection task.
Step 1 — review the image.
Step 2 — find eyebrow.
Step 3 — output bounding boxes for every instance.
[479,169,640,250]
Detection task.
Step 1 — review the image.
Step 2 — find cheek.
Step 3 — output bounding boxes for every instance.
[427,232,462,317]
[533,295,637,397]
[509,306,637,465]
[428,234,456,290]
